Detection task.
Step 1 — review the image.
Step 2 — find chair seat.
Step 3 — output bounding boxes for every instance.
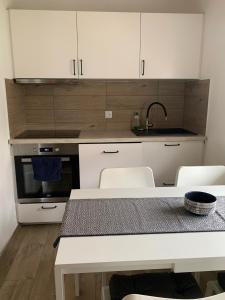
[109,273,203,300]
[218,272,225,291]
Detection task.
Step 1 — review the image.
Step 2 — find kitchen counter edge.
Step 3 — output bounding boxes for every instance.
[9,135,206,145]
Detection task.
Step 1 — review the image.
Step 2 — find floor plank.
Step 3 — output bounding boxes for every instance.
[0,225,102,300]
[0,280,33,300]
[6,226,49,281]
[0,226,26,286]
[29,225,60,299]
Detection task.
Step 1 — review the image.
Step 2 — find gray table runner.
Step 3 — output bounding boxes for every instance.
[54,197,225,247]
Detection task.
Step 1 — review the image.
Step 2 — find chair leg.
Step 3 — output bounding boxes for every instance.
[194,272,200,285]
[101,272,107,286]
[101,285,110,300]
[101,273,109,300]
[205,280,224,296]
[75,274,80,297]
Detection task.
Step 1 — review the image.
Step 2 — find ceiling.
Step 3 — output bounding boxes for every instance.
[7,0,205,13]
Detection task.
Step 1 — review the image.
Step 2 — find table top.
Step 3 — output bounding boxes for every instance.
[55,186,225,273]
[70,185,225,200]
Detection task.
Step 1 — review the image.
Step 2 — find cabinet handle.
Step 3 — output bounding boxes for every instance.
[163,183,175,187]
[164,144,181,147]
[141,60,145,76]
[102,150,119,154]
[80,59,83,76]
[41,205,57,210]
[73,59,76,76]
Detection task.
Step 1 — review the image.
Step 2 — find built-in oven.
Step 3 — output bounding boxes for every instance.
[13,144,79,204]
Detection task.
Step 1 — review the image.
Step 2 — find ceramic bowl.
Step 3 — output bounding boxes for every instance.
[184,191,217,215]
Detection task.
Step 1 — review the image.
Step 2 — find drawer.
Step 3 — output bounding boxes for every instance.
[79,143,143,188]
[17,203,66,224]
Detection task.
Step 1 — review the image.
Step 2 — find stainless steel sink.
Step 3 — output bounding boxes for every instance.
[132,128,197,136]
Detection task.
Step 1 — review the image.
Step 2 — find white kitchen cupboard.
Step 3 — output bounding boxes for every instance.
[17,203,66,223]
[143,141,204,186]
[76,12,140,79]
[10,10,78,78]
[10,10,204,80]
[79,143,143,188]
[140,14,203,79]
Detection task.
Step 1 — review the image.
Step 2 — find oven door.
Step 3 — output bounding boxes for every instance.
[14,155,79,203]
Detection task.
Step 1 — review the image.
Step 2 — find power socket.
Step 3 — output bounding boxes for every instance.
[105,111,112,119]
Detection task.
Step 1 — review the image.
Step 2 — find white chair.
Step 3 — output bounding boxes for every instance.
[176,166,225,187]
[100,166,155,299]
[122,293,225,300]
[99,167,155,189]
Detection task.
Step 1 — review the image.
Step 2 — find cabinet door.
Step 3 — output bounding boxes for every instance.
[140,14,203,79]
[79,143,143,188]
[143,141,204,186]
[77,12,140,79]
[10,10,78,78]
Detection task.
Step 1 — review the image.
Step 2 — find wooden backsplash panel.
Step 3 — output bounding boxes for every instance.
[53,81,106,96]
[5,79,209,137]
[183,80,210,135]
[20,79,186,131]
[5,80,26,137]
[54,95,106,110]
[158,80,185,96]
[24,96,54,109]
[106,80,158,96]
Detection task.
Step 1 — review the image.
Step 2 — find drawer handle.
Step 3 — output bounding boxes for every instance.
[164,144,181,147]
[163,183,175,187]
[102,150,119,154]
[41,205,57,210]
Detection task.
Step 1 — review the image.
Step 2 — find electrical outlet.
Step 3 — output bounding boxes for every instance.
[105,111,112,119]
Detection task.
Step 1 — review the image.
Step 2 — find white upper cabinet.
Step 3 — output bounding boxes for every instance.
[9,10,203,79]
[10,10,78,78]
[140,14,203,79]
[76,12,140,79]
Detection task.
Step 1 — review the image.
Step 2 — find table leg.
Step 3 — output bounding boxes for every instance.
[55,267,65,300]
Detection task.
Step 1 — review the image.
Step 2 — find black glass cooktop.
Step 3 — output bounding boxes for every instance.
[15,130,80,139]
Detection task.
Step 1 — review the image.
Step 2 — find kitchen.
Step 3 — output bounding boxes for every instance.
[1,0,225,300]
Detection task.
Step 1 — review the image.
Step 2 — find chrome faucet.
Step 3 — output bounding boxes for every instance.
[146,102,168,130]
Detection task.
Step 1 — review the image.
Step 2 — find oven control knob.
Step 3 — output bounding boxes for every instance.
[33,147,37,152]
[55,148,60,152]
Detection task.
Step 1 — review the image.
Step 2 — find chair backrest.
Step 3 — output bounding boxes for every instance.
[99,167,155,189]
[122,293,225,300]
[176,165,225,187]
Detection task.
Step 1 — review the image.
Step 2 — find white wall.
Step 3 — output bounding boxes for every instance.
[0,0,17,253]
[199,0,225,164]
[7,0,203,13]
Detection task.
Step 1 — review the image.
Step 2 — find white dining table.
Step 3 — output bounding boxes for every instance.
[55,186,225,300]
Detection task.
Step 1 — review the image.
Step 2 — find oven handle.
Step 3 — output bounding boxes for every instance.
[21,157,71,163]
[41,205,57,210]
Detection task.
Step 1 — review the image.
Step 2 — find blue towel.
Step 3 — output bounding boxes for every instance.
[32,157,62,182]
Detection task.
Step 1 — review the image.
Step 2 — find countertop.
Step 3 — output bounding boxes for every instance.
[9,130,206,144]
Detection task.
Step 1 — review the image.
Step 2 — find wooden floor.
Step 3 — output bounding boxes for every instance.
[0,224,217,300]
[0,225,102,300]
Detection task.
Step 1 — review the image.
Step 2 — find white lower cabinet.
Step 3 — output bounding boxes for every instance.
[17,203,66,224]
[79,143,143,188]
[143,141,204,186]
